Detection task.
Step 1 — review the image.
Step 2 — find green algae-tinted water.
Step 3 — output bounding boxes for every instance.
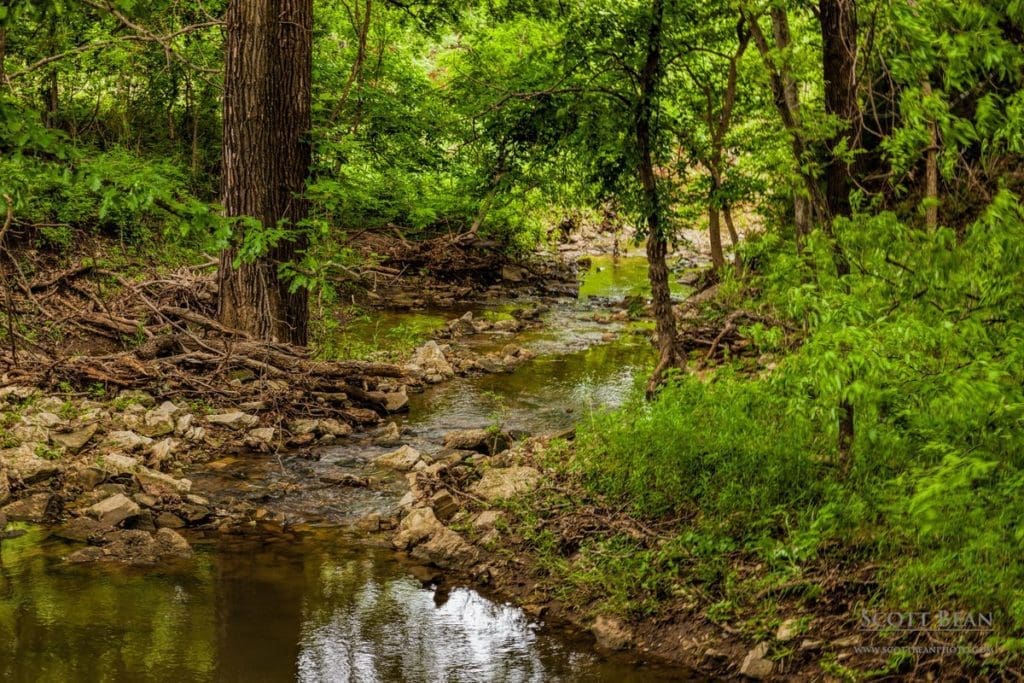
[0,527,688,682]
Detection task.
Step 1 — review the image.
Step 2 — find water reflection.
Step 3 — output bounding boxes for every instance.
[0,531,686,681]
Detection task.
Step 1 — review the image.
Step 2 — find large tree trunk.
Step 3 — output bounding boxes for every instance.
[219,0,278,339]
[270,0,312,345]
[637,0,677,394]
[819,0,859,471]
[218,0,311,345]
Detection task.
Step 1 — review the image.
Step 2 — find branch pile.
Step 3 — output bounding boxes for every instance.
[0,255,407,426]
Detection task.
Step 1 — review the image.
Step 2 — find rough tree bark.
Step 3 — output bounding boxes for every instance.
[218,0,311,345]
[637,0,678,394]
[270,0,313,345]
[819,0,859,471]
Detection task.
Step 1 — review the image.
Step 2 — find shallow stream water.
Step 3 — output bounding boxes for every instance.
[0,256,696,682]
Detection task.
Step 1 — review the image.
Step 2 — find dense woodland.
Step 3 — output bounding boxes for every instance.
[3,0,1024,679]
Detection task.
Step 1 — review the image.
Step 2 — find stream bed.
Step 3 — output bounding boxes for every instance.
[0,256,696,682]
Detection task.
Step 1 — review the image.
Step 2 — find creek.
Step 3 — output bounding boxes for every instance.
[0,256,696,682]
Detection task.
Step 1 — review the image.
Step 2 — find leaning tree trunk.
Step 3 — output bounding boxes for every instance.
[819,0,859,471]
[637,0,677,394]
[218,0,311,345]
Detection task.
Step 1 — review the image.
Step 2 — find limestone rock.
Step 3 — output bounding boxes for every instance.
[407,341,454,382]
[372,422,403,447]
[174,413,194,437]
[740,642,773,680]
[148,437,178,465]
[205,411,259,430]
[289,418,319,435]
[430,490,459,521]
[53,517,113,543]
[776,618,801,643]
[376,445,423,472]
[1,445,63,484]
[156,512,186,529]
[105,430,153,452]
[469,466,541,501]
[472,510,502,532]
[135,468,191,496]
[411,527,479,568]
[49,423,99,452]
[154,528,192,557]
[67,528,190,565]
[245,427,276,449]
[317,419,352,437]
[501,264,528,282]
[368,389,409,414]
[442,428,509,454]
[96,452,141,475]
[138,403,178,437]
[2,492,59,522]
[85,493,141,527]
[393,507,443,550]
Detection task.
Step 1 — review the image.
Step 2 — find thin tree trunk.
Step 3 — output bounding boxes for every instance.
[1,29,7,86]
[637,0,677,395]
[748,9,821,242]
[922,80,939,230]
[723,204,742,272]
[771,8,812,241]
[708,204,725,271]
[45,17,58,127]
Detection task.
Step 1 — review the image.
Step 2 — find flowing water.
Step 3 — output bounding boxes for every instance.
[0,256,696,682]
